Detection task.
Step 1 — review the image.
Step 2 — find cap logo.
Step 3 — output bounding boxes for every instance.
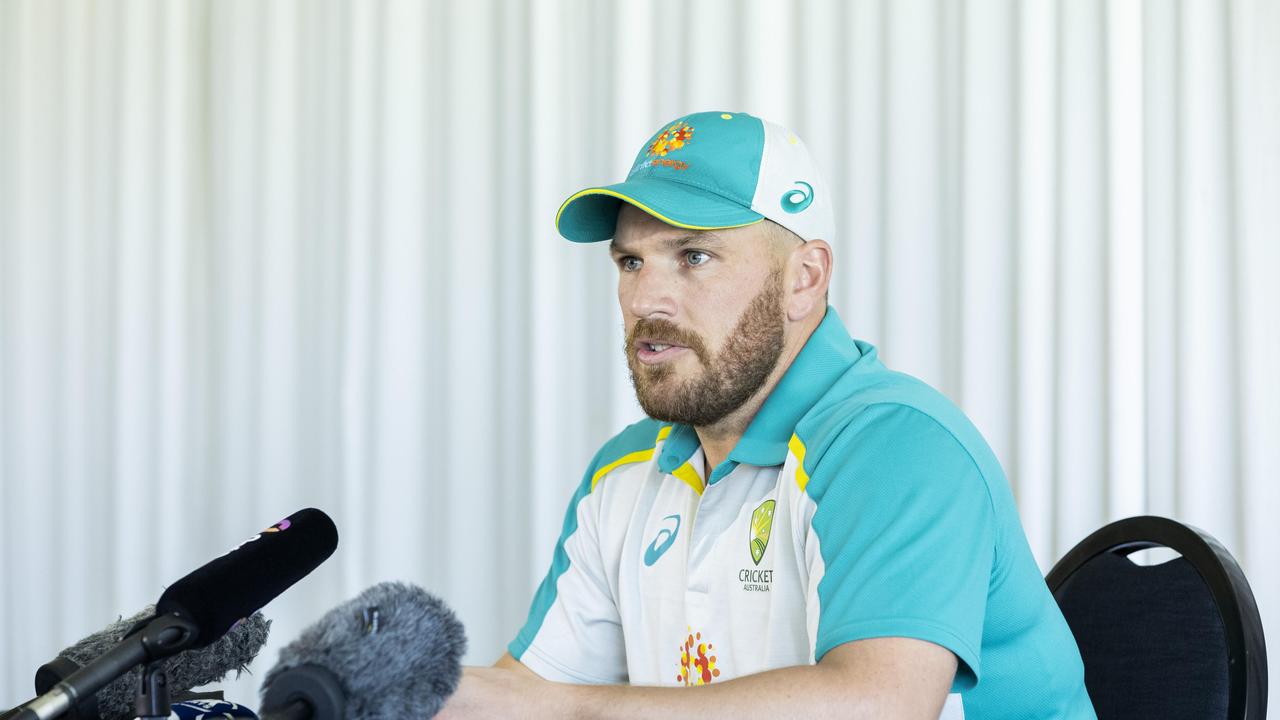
[633,121,695,172]
[647,121,695,157]
[780,181,814,214]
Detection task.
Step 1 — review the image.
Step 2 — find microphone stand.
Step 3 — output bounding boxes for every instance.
[134,660,171,720]
[5,613,198,720]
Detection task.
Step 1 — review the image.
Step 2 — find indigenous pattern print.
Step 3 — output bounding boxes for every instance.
[677,627,721,686]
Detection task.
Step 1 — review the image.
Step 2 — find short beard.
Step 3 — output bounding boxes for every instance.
[625,270,786,428]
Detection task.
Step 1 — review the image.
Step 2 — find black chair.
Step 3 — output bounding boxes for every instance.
[1047,516,1267,720]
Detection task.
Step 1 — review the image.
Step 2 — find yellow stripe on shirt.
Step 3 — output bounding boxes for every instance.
[591,449,654,492]
[789,433,810,493]
[590,425,674,492]
[673,461,705,496]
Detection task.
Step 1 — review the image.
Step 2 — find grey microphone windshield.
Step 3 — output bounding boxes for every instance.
[259,582,466,719]
[34,608,270,720]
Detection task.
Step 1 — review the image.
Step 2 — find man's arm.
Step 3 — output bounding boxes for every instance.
[491,651,537,675]
[440,637,956,719]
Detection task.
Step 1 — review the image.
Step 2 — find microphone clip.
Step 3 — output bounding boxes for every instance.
[135,613,199,720]
[134,661,170,720]
[138,612,200,658]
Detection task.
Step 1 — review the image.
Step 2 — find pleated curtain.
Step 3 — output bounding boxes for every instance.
[1,0,1277,705]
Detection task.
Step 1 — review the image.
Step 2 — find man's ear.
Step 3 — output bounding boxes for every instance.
[786,239,833,321]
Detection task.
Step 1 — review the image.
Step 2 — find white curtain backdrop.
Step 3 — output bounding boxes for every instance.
[2,0,1278,707]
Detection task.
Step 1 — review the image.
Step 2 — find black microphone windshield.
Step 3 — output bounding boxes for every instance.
[35,610,271,720]
[158,508,338,647]
[260,582,467,720]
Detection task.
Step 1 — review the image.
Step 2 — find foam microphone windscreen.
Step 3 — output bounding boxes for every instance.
[34,609,270,720]
[260,582,467,719]
[158,508,338,647]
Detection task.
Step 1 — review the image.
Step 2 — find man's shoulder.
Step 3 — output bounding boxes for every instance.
[794,365,1005,495]
[582,417,669,491]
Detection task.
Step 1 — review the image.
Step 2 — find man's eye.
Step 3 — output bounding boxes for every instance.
[620,257,643,272]
[686,251,710,266]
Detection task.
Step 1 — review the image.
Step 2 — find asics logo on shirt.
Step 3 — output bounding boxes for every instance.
[643,514,681,566]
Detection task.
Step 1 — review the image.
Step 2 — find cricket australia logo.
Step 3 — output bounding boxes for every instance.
[749,499,775,564]
[738,499,776,592]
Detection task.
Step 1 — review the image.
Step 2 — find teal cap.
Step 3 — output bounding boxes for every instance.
[555,111,834,243]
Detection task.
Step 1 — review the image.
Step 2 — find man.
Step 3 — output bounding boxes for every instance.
[441,111,1096,718]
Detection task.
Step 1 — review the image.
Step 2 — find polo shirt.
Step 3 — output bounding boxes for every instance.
[510,307,1096,719]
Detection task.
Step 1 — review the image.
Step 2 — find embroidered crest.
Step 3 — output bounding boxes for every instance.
[647,121,695,157]
[749,499,776,565]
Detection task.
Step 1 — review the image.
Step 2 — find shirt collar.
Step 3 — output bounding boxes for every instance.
[656,305,873,474]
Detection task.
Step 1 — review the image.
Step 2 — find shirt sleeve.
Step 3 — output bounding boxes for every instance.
[508,452,628,684]
[802,403,995,691]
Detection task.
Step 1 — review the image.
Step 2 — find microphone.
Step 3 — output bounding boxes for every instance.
[8,508,338,720]
[158,508,338,648]
[32,609,270,720]
[258,582,467,720]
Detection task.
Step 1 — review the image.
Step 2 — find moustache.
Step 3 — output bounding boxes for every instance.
[627,319,709,362]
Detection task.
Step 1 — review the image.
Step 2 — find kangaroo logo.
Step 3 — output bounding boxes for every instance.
[644,514,681,567]
[780,181,814,214]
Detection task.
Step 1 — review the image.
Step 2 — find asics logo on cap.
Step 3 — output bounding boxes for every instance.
[780,181,814,214]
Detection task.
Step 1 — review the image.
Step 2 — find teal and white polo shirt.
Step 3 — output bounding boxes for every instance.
[510,307,1096,719]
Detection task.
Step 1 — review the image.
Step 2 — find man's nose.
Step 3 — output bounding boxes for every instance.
[628,265,678,319]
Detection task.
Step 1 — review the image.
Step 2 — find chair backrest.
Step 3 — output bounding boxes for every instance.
[1046,516,1267,720]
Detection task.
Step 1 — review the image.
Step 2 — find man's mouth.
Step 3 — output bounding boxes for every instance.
[635,339,689,364]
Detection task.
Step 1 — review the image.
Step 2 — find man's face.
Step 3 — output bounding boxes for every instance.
[610,204,789,427]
